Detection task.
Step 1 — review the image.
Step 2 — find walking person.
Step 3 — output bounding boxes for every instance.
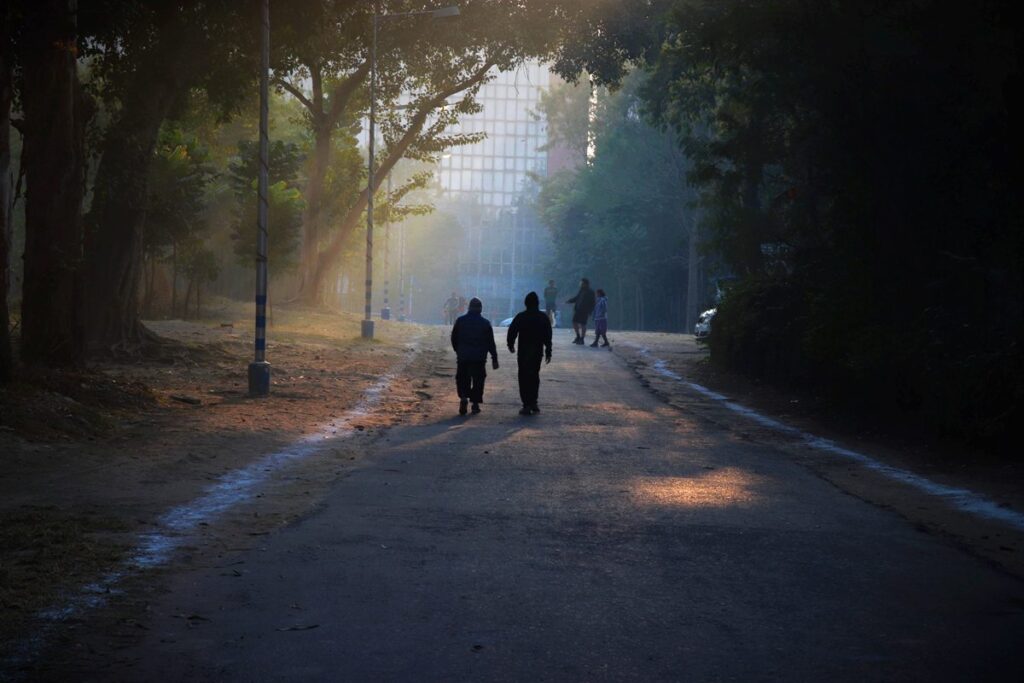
[566,277,596,345]
[543,279,558,327]
[590,288,610,349]
[443,291,459,325]
[451,297,499,415]
[507,292,553,415]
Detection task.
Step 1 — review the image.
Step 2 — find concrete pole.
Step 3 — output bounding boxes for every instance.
[381,171,391,319]
[398,224,404,321]
[362,8,378,339]
[248,0,271,396]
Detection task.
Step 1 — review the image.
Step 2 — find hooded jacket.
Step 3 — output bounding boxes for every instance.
[568,284,596,316]
[507,292,553,358]
[451,310,498,363]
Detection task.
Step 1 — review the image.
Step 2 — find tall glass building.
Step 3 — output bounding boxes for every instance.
[434,61,563,319]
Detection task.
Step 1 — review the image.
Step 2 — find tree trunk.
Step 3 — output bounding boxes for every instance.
[0,4,14,381]
[685,220,700,333]
[296,65,332,301]
[183,276,193,319]
[83,25,192,353]
[142,256,156,318]
[19,0,86,367]
[170,242,178,317]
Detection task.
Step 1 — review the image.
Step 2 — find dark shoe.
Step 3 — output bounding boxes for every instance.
[530,405,540,414]
[519,406,532,416]
[459,399,468,416]
[471,402,481,414]
[602,342,611,349]
[590,340,598,347]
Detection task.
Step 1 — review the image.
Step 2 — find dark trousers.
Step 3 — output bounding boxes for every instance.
[456,361,486,403]
[517,352,543,407]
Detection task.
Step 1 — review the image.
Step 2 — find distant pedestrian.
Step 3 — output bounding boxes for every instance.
[443,291,459,325]
[507,291,553,415]
[590,289,610,349]
[451,297,499,415]
[566,278,596,345]
[543,279,558,326]
[458,295,467,317]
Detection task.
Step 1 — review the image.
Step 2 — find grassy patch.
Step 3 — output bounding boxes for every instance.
[0,507,130,647]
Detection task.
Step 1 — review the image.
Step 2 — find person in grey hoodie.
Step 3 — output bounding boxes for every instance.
[450,297,499,415]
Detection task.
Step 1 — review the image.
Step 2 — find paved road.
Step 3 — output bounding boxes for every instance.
[84,334,1022,681]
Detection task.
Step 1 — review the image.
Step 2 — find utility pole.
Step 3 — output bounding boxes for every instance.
[363,4,459,339]
[248,0,271,396]
[362,6,379,339]
[381,171,392,320]
[398,217,406,321]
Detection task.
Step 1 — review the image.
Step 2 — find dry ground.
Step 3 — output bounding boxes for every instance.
[0,301,443,656]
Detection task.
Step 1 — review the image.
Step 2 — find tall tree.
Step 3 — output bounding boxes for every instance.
[18,0,88,366]
[80,0,253,353]
[0,1,14,380]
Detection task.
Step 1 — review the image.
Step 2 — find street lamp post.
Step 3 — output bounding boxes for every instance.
[362,3,460,339]
[248,0,271,396]
[381,171,392,320]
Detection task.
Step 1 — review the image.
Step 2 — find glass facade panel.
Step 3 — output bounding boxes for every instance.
[435,61,558,318]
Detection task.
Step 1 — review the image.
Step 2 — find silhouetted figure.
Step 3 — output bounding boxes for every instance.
[567,277,596,344]
[507,291,553,415]
[451,297,498,415]
[543,279,558,326]
[443,292,459,325]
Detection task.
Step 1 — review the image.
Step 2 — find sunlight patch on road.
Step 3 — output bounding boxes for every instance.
[623,343,1024,531]
[629,468,762,509]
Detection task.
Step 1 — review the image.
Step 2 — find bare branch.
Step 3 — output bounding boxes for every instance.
[273,77,315,113]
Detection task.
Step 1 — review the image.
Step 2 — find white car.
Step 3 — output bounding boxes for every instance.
[498,311,559,328]
[694,308,716,339]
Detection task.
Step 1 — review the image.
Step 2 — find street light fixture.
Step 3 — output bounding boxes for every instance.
[363,4,460,339]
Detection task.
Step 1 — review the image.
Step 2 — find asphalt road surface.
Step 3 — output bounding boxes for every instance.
[81,333,1023,681]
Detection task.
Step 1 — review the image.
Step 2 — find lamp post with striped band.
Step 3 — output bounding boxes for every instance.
[247,0,271,396]
[363,3,460,339]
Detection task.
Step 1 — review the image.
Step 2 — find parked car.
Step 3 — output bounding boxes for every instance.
[694,308,716,340]
[498,311,560,328]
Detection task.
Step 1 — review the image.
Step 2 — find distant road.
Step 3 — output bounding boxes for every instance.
[53,331,1024,681]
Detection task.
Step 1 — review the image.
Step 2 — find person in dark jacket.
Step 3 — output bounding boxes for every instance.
[451,297,499,415]
[566,277,596,345]
[506,291,553,415]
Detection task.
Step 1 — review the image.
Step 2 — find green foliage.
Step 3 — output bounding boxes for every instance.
[535,71,707,331]
[230,181,305,274]
[144,126,216,262]
[226,140,304,199]
[227,139,305,273]
[644,0,1023,450]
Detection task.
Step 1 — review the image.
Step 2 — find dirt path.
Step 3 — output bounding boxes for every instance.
[24,329,1024,681]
